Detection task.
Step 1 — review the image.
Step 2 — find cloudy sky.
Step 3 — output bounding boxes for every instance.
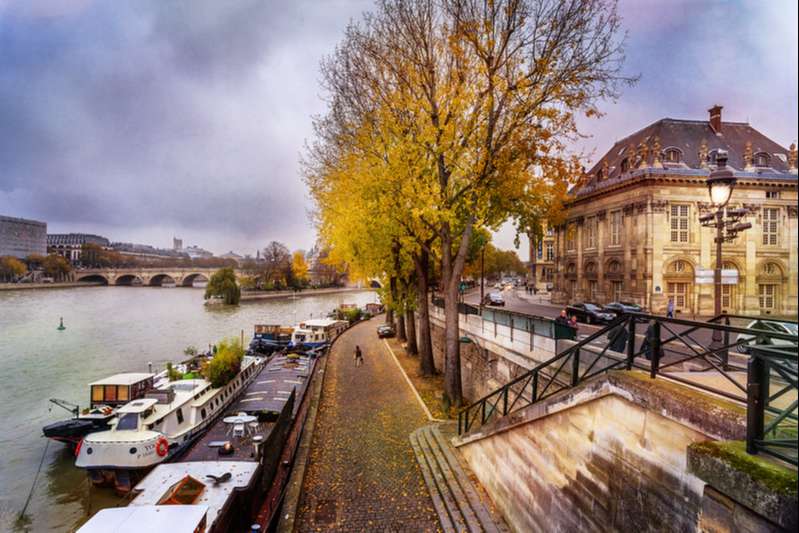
[1,0,797,258]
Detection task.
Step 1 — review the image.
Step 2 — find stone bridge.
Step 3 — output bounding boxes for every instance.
[74,268,220,287]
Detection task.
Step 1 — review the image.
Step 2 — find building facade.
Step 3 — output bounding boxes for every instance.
[0,215,47,258]
[48,233,110,262]
[529,225,556,291]
[552,106,798,317]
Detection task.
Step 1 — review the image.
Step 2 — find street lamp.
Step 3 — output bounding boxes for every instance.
[700,150,752,362]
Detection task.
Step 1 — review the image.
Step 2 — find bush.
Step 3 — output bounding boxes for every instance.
[166,362,183,381]
[343,307,362,324]
[204,337,245,387]
[205,268,241,305]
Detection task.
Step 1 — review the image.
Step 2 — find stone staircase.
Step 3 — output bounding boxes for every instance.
[410,424,506,533]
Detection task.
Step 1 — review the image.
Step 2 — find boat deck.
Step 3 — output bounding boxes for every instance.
[180,353,316,463]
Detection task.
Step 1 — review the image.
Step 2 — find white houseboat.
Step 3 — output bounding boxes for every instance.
[75,355,262,493]
[290,318,348,348]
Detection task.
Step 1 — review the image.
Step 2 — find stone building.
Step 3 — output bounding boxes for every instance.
[0,215,47,258]
[48,233,110,262]
[552,106,798,317]
[529,225,556,291]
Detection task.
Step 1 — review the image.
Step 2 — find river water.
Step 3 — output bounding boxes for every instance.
[0,286,376,532]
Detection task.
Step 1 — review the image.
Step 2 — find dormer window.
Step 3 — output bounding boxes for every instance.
[620,158,629,173]
[664,148,682,163]
[596,169,604,180]
[754,152,770,168]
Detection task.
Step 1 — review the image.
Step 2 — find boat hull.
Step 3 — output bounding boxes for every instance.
[43,418,111,448]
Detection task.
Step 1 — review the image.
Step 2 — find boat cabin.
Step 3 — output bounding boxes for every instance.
[253,324,293,341]
[77,504,208,533]
[291,318,348,346]
[90,373,154,408]
[114,398,159,431]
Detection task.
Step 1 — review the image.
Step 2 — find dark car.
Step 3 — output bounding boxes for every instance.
[377,324,396,338]
[603,301,645,320]
[566,303,615,325]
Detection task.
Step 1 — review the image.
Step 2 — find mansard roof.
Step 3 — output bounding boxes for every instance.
[573,117,797,198]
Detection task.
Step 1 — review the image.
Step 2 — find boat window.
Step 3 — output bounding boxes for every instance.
[117,413,139,431]
[118,386,129,402]
[200,408,207,420]
[177,408,184,424]
[105,385,117,402]
[92,386,104,403]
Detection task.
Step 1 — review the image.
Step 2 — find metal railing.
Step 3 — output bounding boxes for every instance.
[457,313,798,465]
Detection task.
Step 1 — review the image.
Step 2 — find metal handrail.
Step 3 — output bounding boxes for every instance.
[457,312,798,466]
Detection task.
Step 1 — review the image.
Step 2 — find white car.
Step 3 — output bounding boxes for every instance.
[736,320,798,353]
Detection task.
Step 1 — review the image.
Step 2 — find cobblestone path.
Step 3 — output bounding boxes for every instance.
[296,319,440,532]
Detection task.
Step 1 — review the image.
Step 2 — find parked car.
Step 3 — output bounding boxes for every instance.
[377,324,396,338]
[736,320,798,354]
[603,301,646,322]
[483,292,505,307]
[566,303,615,325]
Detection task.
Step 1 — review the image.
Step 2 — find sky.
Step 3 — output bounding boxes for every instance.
[1,0,797,258]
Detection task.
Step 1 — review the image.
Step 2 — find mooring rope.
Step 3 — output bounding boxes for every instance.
[19,439,50,520]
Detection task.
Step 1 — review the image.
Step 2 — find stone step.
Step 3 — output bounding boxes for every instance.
[411,424,506,533]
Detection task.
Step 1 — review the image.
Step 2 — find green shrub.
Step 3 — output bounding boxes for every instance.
[204,337,245,387]
[166,362,183,381]
[205,268,241,305]
[343,307,362,323]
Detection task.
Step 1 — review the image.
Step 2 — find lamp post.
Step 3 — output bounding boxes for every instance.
[700,150,752,360]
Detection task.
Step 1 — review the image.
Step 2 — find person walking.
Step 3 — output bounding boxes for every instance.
[354,345,363,367]
[666,298,675,319]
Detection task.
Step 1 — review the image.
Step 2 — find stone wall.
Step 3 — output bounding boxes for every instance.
[457,379,712,532]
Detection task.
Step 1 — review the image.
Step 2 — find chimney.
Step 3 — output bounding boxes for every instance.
[708,104,723,134]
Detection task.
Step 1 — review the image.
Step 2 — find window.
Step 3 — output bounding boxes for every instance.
[176,408,184,425]
[672,260,687,273]
[609,210,622,246]
[118,386,129,402]
[116,413,139,431]
[588,281,598,300]
[667,282,689,311]
[763,262,779,276]
[566,225,576,251]
[612,281,623,301]
[766,191,780,199]
[568,279,577,297]
[721,285,733,309]
[670,204,689,243]
[754,152,770,167]
[105,385,117,402]
[546,242,554,262]
[585,217,597,248]
[759,284,776,309]
[664,148,681,163]
[762,208,779,245]
[92,386,104,403]
[620,158,630,173]
[200,408,207,420]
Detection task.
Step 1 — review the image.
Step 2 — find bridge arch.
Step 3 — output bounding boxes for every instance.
[115,274,144,286]
[181,273,209,287]
[75,273,109,285]
[149,274,176,287]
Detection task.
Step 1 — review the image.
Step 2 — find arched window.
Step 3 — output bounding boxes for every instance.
[585,262,597,274]
[671,260,687,273]
[664,148,682,163]
[567,263,576,274]
[607,260,621,274]
[754,152,770,167]
[761,262,781,277]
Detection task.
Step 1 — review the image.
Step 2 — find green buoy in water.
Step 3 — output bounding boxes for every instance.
[57,317,66,331]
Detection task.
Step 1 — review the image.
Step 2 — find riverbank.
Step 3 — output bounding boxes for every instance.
[239,286,374,302]
[0,281,103,291]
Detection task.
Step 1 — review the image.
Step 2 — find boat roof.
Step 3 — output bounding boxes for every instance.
[117,398,159,414]
[89,373,154,386]
[298,318,347,328]
[77,505,208,533]
[130,461,258,529]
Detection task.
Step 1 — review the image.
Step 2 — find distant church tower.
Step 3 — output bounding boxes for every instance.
[173,237,183,251]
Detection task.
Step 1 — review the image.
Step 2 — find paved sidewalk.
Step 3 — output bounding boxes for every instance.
[296,319,440,532]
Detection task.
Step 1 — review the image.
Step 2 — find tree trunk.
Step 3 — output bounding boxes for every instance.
[442,221,473,408]
[405,307,418,355]
[415,250,435,375]
[385,307,394,326]
[397,312,407,341]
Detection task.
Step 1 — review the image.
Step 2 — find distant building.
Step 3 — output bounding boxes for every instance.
[184,245,214,259]
[529,224,556,291]
[552,105,798,316]
[0,215,47,259]
[111,242,188,263]
[173,237,183,251]
[48,233,110,262]
[219,251,243,265]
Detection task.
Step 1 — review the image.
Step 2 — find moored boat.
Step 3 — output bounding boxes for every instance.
[75,355,263,493]
[289,318,348,349]
[248,324,293,355]
[43,373,156,449]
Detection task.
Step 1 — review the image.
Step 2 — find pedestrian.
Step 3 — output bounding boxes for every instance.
[666,298,675,319]
[555,309,570,327]
[354,345,363,367]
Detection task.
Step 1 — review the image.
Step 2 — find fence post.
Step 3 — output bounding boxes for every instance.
[458,410,462,435]
[626,317,636,370]
[650,321,661,379]
[746,355,766,455]
[722,316,730,369]
[532,372,539,402]
[572,348,581,386]
[481,399,486,425]
[502,386,509,416]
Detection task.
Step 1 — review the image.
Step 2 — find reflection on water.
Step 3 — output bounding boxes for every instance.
[0,286,376,531]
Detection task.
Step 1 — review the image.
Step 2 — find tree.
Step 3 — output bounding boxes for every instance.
[42,254,72,281]
[0,256,27,282]
[260,241,291,289]
[291,251,309,288]
[204,267,241,305]
[203,337,245,387]
[308,0,630,405]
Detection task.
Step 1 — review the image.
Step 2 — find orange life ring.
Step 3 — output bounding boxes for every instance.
[155,437,169,457]
[74,438,83,457]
